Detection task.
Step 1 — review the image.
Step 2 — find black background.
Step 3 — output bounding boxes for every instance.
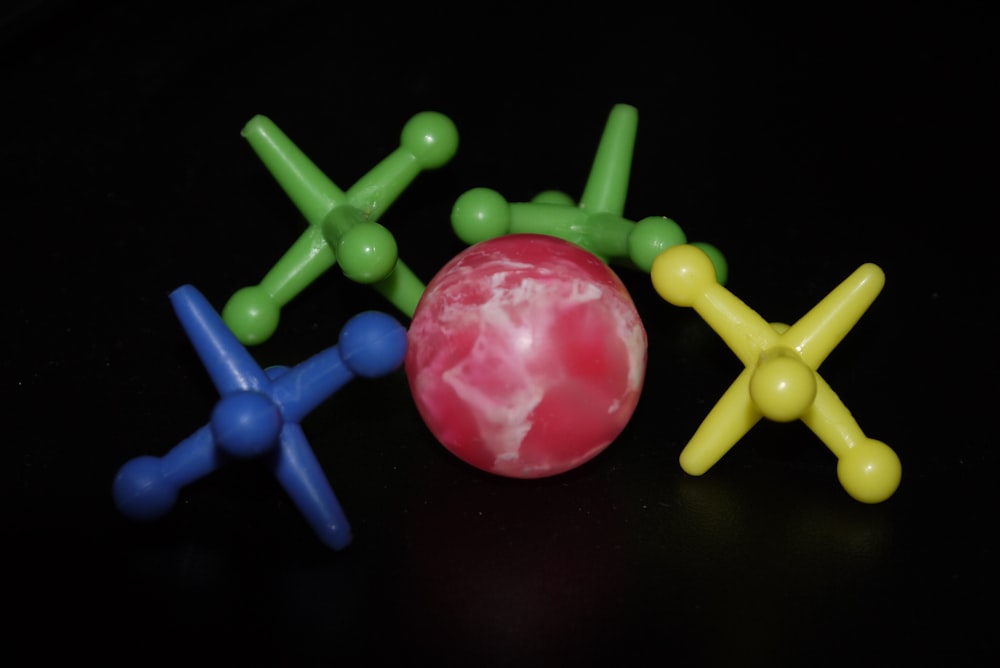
[6,2,994,665]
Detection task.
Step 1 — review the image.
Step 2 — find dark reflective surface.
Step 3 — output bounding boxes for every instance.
[8,3,991,665]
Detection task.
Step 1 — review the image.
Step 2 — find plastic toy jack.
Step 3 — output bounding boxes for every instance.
[450,103,728,282]
[222,111,459,345]
[650,244,901,503]
[112,285,408,550]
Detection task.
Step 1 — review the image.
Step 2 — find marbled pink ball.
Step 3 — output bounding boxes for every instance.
[406,234,648,478]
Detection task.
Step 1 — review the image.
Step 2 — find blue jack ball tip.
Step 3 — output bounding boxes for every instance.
[338,311,408,378]
[112,456,178,521]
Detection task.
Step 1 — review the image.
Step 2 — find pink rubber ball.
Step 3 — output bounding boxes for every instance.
[405,234,648,478]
